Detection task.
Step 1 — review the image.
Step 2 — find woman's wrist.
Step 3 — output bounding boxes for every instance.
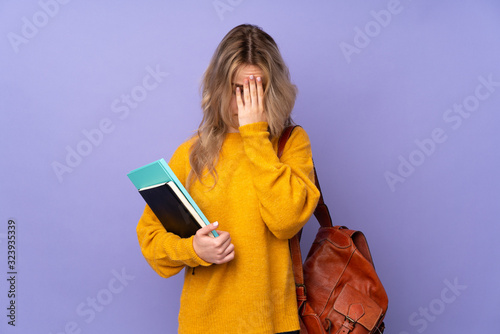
[238,121,269,133]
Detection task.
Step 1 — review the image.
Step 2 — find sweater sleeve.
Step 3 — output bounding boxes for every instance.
[239,122,320,240]
[136,140,212,278]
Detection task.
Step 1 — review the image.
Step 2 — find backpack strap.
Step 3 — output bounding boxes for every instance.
[278,127,384,332]
[277,126,335,293]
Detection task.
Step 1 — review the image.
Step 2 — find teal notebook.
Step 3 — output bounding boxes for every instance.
[127,159,218,238]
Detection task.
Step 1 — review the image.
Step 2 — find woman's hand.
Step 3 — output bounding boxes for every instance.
[193,222,235,264]
[235,75,267,127]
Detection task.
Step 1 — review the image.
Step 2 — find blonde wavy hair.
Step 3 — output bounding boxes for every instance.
[189,24,297,186]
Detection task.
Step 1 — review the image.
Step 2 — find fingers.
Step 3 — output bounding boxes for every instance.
[193,223,235,264]
[237,75,263,108]
[256,76,264,112]
[249,75,257,106]
[236,86,244,110]
[243,78,251,106]
[213,232,235,264]
[236,75,266,127]
[212,229,231,246]
[246,75,262,109]
[211,230,234,264]
[206,231,234,264]
[216,244,234,264]
[197,221,219,237]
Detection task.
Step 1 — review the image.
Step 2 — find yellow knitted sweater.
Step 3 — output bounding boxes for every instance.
[137,122,320,334]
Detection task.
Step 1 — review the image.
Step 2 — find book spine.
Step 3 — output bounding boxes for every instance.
[159,159,219,238]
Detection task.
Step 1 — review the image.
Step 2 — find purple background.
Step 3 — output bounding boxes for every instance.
[1,1,499,333]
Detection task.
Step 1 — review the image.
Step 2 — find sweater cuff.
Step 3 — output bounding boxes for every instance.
[238,121,269,135]
[239,121,280,168]
[182,236,212,267]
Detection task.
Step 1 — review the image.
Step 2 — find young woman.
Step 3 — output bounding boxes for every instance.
[137,24,320,334]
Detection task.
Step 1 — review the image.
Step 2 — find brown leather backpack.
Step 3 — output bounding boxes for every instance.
[278,126,389,334]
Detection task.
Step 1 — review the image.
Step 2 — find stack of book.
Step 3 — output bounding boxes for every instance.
[127,159,218,238]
